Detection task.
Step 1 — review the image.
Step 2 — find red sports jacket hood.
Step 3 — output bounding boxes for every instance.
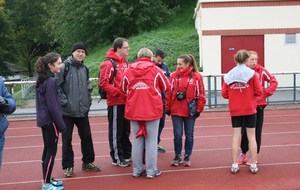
[129,57,154,78]
[121,57,171,121]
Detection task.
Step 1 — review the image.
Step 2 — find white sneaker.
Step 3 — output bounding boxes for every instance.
[231,163,239,174]
[250,164,258,174]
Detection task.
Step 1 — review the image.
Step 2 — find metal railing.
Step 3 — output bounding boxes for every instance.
[3,72,300,115]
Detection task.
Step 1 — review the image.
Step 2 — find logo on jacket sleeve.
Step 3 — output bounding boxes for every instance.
[132,82,150,90]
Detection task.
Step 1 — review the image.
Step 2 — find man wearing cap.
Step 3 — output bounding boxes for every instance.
[56,42,101,177]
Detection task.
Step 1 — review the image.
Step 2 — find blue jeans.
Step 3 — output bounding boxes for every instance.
[0,134,5,169]
[171,115,196,156]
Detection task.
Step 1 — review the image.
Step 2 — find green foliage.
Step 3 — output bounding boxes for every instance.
[2,0,199,78]
[48,0,177,57]
[5,0,55,76]
[0,0,15,77]
[84,0,199,76]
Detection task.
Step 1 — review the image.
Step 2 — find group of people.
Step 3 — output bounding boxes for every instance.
[98,38,206,178]
[0,37,277,189]
[32,37,207,189]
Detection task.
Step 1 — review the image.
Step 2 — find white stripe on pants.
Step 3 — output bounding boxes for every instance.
[131,119,159,176]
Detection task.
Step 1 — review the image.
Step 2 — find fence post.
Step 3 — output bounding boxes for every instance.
[207,75,211,108]
[293,73,296,102]
[214,76,217,107]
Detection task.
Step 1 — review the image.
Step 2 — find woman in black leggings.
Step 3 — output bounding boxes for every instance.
[237,51,278,165]
[35,53,66,190]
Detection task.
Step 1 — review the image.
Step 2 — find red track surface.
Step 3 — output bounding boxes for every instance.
[1,108,300,190]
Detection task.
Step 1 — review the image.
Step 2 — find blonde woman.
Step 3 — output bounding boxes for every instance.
[121,48,170,178]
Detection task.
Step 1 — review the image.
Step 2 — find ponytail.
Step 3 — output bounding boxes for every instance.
[35,52,61,79]
[188,54,199,73]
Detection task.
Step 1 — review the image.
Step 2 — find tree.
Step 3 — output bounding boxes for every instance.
[49,0,177,56]
[5,0,56,76]
[0,0,15,77]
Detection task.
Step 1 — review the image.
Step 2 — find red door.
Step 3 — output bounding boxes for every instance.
[221,36,264,74]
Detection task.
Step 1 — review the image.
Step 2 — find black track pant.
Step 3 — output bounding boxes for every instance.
[42,123,58,183]
[108,105,132,162]
[241,107,265,154]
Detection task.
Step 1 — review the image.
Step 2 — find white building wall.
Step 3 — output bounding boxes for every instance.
[265,34,300,87]
[201,36,222,75]
[195,0,300,90]
[201,6,300,30]
[265,34,300,73]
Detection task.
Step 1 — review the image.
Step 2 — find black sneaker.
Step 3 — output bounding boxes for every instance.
[183,154,191,167]
[64,167,73,177]
[157,144,166,153]
[171,155,182,166]
[112,160,130,167]
[124,157,132,162]
[82,163,101,171]
[132,169,146,178]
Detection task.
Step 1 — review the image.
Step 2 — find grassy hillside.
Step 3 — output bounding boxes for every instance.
[85,1,199,77]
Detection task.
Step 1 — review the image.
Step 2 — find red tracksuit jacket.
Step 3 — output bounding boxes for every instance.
[222,64,262,116]
[253,64,278,107]
[166,66,206,117]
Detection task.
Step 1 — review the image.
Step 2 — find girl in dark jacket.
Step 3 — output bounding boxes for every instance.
[35,52,66,190]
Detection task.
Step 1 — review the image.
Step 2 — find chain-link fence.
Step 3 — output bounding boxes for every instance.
[4,72,300,115]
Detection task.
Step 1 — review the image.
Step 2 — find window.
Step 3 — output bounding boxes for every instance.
[285,34,296,44]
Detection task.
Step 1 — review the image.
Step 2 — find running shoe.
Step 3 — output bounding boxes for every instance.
[124,157,132,162]
[183,154,191,167]
[63,167,73,177]
[250,164,258,174]
[132,170,146,178]
[42,184,64,190]
[50,178,63,186]
[171,155,182,166]
[231,163,239,174]
[157,144,166,153]
[237,153,247,165]
[146,170,161,179]
[82,162,101,171]
[112,160,131,167]
[246,158,258,166]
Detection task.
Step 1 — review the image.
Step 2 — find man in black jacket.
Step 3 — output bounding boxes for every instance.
[56,42,101,177]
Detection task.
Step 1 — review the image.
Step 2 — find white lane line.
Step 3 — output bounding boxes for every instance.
[6,121,300,139]
[3,143,300,165]
[5,131,300,150]
[8,113,300,130]
[1,161,300,186]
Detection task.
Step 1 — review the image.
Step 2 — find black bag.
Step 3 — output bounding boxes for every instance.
[188,99,198,117]
[98,58,117,100]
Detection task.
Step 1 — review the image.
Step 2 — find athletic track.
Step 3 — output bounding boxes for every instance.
[1,106,300,190]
